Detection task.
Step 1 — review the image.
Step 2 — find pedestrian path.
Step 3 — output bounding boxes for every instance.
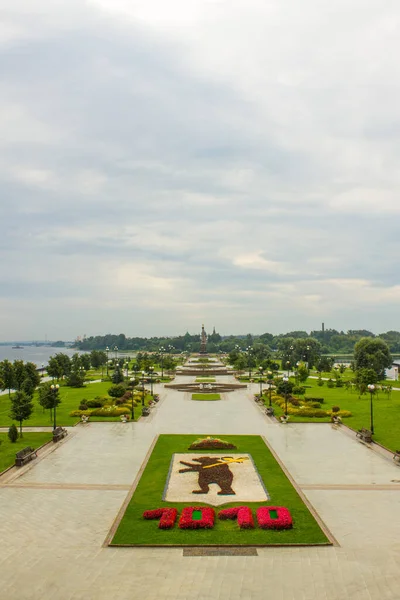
[1,377,400,599]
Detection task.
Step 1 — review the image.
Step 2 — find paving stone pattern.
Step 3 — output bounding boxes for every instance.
[1,377,400,599]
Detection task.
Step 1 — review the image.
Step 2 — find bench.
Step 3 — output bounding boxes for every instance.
[81,415,90,423]
[393,451,400,464]
[15,447,38,467]
[356,428,373,443]
[265,407,275,417]
[53,427,68,443]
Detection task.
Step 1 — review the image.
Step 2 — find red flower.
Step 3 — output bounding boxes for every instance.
[178,506,215,529]
[143,508,178,529]
[219,506,254,529]
[256,506,293,530]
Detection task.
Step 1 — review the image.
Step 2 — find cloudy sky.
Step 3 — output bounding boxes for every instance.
[1,0,400,340]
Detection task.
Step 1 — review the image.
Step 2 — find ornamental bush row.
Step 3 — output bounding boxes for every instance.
[143,506,292,530]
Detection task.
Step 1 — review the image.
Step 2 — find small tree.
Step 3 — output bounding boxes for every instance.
[65,371,85,388]
[9,391,33,437]
[111,367,124,384]
[108,384,126,398]
[8,424,18,443]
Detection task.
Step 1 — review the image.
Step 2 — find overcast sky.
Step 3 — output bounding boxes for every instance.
[1,0,400,341]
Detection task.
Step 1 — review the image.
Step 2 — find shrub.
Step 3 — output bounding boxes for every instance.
[335,380,344,388]
[331,405,340,413]
[317,379,324,387]
[304,397,324,404]
[108,384,127,398]
[310,402,321,408]
[91,406,128,417]
[337,410,352,418]
[79,403,88,410]
[86,398,105,408]
[289,397,301,406]
[292,385,306,395]
[8,424,18,443]
[327,379,335,388]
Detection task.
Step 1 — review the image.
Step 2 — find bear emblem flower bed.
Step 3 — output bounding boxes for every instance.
[110,434,331,547]
[164,453,269,506]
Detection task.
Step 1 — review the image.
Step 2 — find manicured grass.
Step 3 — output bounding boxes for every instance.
[111,434,329,546]
[0,432,53,473]
[267,379,400,452]
[192,393,221,401]
[195,377,216,382]
[0,381,116,427]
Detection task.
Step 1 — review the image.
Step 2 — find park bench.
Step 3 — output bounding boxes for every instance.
[265,407,275,417]
[393,451,400,464]
[81,415,90,423]
[53,427,68,443]
[356,428,373,443]
[15,447,37,467]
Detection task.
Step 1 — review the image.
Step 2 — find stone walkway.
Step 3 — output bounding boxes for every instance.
[1,376,400,599]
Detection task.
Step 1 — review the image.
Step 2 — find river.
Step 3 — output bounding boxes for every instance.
[0,346,87,368]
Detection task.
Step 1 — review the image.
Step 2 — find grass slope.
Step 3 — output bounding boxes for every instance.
[111,434,329,546]
[0,432,53,473]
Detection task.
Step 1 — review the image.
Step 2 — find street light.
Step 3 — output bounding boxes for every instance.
[296,361,300,385]
[148,366,154,397]
[106,346,109,375]
[267,371,274,407]
[368,384,375,435]
[141,371,146,406]
[50,384,59,430]
[246,347,253,379]
[283,375,289,416]
[129,377,135,421]
[114,345,118,363]
[160,346,165,378]
[258,366,264,397]
[286,361,290,377]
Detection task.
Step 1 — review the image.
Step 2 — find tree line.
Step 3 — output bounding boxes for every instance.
[73,329,400,354]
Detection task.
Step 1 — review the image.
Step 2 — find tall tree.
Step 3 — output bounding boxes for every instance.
[13,360,26,390]
[9,391,33,437]
[0,360,15,397]
[354,337,392,380]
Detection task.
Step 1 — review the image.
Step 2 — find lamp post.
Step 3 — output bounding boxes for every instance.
[368,384,375,435]
[141,371,146,406]
[258,366,264,397]
[283,375,289,416]
[286,361,290,378]
[246,347,253,379]
[106,347,109,375]
[296,362,300,386]
[160,346,165,378]
[50,384,59,430]
[267,371,273,407]
[124,362,129,377]
[114,345,118,363]
[130,377,135,421]
[148,366,154,397]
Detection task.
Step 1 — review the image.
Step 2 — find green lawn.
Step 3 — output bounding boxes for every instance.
[195,377,216,383]
[192,393,221,401]
[267,379,400,452]
[0,382,151,427]
[0,432,53,473]
[111,434,330,546]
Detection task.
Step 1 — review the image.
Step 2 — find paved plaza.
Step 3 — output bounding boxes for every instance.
[1,375,400,599]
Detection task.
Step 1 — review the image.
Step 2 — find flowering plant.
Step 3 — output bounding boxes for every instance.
[178,506,215,529]
[143,508,177,529]
[256,506,293,530]
[218,506,254,529]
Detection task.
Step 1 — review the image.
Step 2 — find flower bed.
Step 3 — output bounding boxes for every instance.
[178,507,215,529]
[219,506,254,529]
[143,508,178,529]
[188,437,237,450]
[256,506,293,529]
